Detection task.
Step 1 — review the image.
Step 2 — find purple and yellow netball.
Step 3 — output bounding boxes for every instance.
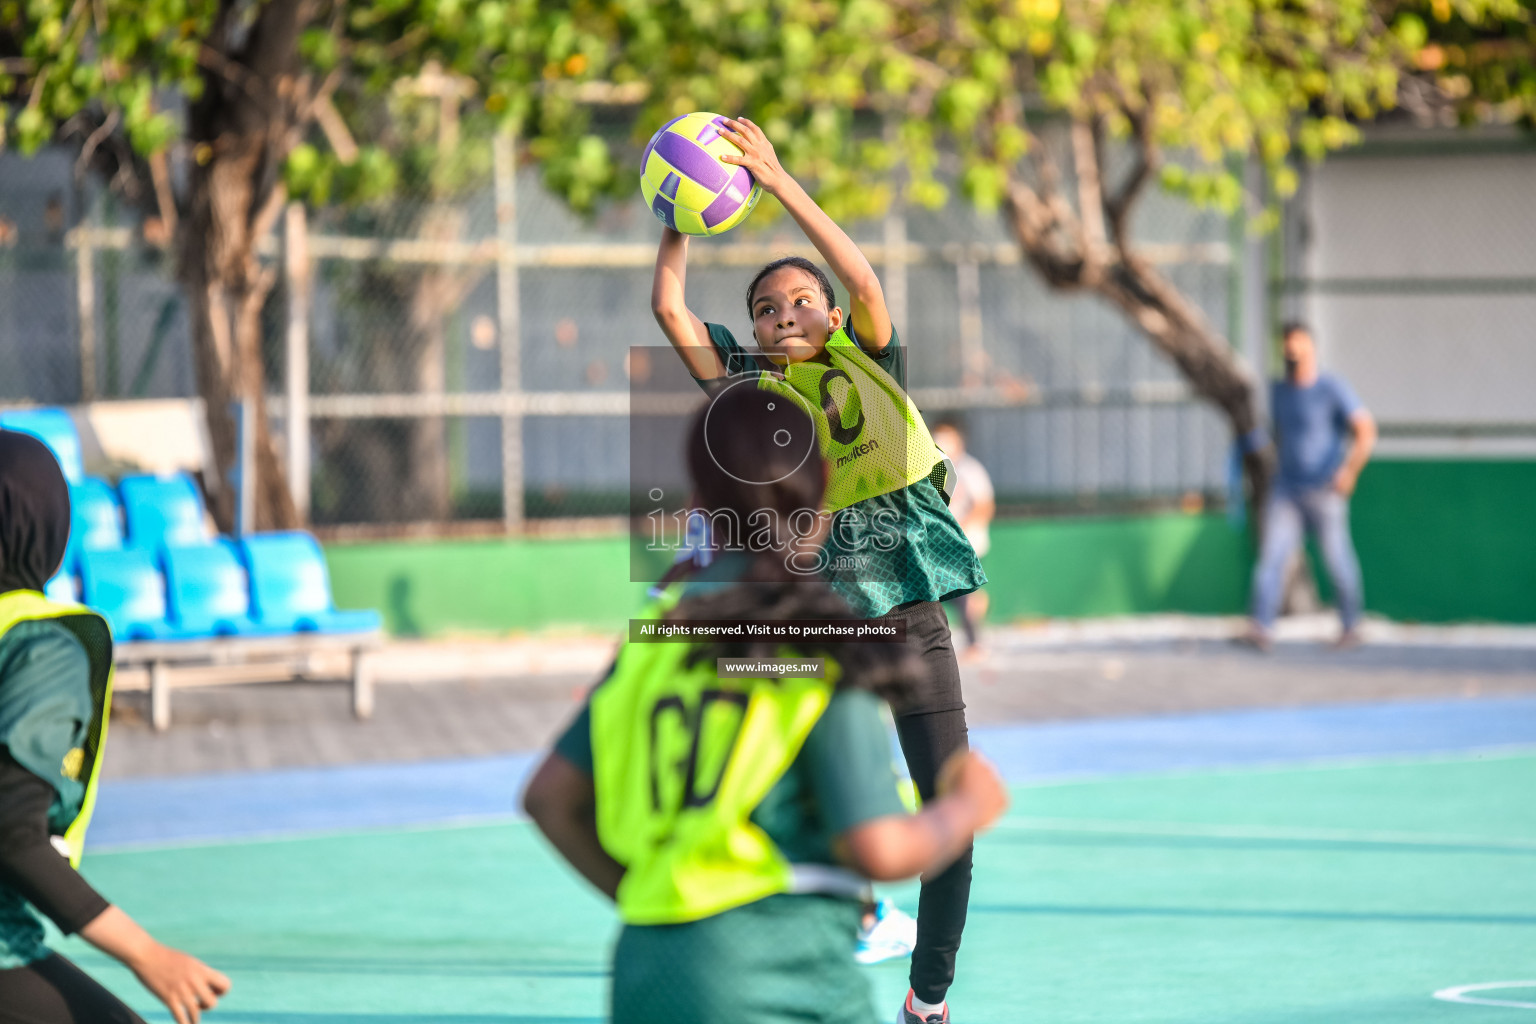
[640,113,762,237]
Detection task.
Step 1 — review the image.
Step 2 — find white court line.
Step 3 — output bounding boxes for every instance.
[1434,982,1536,1010]
[91,812,526,855]
[994,817,1536,852]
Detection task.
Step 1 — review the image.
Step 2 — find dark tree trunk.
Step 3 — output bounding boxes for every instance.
[1094,253,1275,524]
[177,0,312,532]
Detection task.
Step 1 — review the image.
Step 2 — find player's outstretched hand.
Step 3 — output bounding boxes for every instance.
[718,117,788,196]
[82,905,233,1024]
[936,750,1009,833]
[128,944,231,1024]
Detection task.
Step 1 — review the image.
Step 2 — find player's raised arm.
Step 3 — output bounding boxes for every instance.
[719,117,893,352]
[652,227,727,380]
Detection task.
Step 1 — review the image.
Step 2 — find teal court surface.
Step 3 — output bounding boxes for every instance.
[59,696,1536,1023]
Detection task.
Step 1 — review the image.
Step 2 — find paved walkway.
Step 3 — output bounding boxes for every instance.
[101,615,1536,779]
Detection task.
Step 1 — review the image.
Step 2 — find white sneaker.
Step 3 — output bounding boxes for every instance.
[854,899,917,964]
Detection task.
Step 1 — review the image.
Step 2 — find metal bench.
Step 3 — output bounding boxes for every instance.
[114,630,384,731]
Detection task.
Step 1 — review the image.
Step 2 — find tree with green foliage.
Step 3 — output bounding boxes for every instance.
[595,0,1526,508]
[1,0,618,528]
[1400,0,1536,126]
[5,0,1528,529]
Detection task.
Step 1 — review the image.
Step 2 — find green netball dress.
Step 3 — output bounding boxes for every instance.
[0,592,114,968]
[699,323,987,617]
[554,565,906,1023]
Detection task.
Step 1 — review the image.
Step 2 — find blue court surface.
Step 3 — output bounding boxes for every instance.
[61,695,1536,1023]
[89,695,1536,849]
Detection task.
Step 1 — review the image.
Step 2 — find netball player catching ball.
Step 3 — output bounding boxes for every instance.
[648,117,987,1024]
[524,387,1006,1023]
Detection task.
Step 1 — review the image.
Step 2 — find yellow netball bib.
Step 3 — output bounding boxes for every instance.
[756,329,945,512]
[0,590,114,868]
[591,593,849,924]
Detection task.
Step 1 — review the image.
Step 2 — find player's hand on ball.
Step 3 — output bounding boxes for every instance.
[937,750,1009,831]
[129,943,231,1024]
[719,117,787,195]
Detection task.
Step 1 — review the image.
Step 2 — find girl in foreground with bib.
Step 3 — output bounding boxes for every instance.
[0,431,230,1024]
[523,388,1006,1024]
[649,117,989,1024]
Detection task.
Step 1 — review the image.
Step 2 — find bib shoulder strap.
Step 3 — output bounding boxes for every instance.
[0,592,112,655]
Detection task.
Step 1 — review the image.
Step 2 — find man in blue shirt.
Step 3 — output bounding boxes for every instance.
[1246,322,1378,650]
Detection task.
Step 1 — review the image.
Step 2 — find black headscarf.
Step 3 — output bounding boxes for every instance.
[0,430,72,594]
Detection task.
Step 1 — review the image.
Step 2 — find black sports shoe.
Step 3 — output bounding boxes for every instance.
[898,990,949,1024]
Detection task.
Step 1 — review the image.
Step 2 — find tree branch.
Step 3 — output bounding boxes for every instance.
[247,175,288,251]
[1103,102,1158,258]
[198,43,269,104]
[148,149,179,239]
[1071,117,1108,281]
[75,109,120,176]
[59,111,154,208]
[1005,177,1088,290]
[241,0,312,83]
[1023,130,1090,274]
[312,92,358,163]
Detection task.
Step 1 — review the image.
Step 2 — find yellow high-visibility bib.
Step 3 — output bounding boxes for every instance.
[0,591,114,868]
[591,591,853,924]
[756,328,946,512]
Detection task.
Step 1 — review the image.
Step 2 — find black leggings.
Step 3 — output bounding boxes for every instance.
[0,953,146,1024]
[873,599,971,1006]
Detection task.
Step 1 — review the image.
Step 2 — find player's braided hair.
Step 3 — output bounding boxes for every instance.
[667,385,920,707]
[745,256,837,313]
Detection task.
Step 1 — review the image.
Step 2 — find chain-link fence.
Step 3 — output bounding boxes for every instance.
[2,136,1249,533]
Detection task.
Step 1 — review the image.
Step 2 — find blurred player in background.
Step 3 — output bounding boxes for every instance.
[650,117,988,1024]
[932,420,994,659]
[0,431,230,1024]
[523,388,1007,1024]
[1245,322,1377,651]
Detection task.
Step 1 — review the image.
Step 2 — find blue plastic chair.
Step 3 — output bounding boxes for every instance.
[239,532,382,634]
[80,549,201,641]
[44,571,78,604]
[163,540,284,637]
[0,408,84,484]
[63,477,125,573]
[119,473,209,551]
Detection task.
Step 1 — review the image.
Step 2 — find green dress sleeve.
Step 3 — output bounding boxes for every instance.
[552,656,624,775]
[797,689,906,836]
[0,622,93,826]
[847,323,905,390]
[696,323,771,390]
[552,701,594,775]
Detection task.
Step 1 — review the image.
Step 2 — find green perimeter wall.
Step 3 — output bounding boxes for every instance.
[323,459,1536,636]
[1346,459,1536,624]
